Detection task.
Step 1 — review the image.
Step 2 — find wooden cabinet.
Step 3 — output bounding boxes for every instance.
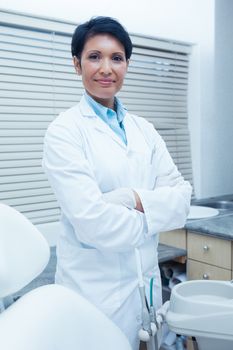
[159,229,233,280]
[187,231,232,281]
[187,232,231,269]
[159,229,186,249]
[187,259,231,280]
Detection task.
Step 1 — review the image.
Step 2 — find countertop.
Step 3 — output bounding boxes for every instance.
[186,194,233,240]
[186,211,233,240]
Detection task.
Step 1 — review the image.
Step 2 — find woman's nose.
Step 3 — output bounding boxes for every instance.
[99,59,112,75]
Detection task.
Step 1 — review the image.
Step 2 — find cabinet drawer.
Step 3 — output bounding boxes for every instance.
[187,259,231,281]
[187,232,231,269]
[159,229,186,249]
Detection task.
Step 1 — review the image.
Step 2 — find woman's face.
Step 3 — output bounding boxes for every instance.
[74,34,129,109]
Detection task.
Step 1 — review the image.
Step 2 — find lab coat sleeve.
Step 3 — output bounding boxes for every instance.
[42,121,147,252]
[135,129,192,236]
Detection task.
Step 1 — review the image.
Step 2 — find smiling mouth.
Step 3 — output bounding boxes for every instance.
[95,79,115,85]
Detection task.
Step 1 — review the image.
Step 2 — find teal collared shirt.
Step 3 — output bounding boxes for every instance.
[84,92,127,145]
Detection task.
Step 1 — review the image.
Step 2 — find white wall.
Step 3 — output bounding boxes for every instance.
[207,0,233,197]
[0,0,232,198]
[0,0,212,40]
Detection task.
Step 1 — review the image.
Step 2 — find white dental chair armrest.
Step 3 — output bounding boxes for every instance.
[0,284,132,350]
[0,204,50,298]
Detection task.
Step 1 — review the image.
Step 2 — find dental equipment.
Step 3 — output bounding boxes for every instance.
[135,247,184,350]
[166,279,233,350]
[135,247,162,350]
[135,246,233,350]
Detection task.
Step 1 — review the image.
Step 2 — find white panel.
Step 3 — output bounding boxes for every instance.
[0,166,43,176]
[8,201,59,213]
[0,159,41,167]
[131,34,192,54]
[0,187,54,199]
[1,194,56,206]
[0,180,50,191]
[0,173,47,183]
[118,91,186,101]
[132,52,189,67]
[122,79,187,91]
[0,136,44,144]
[0,9,76,35]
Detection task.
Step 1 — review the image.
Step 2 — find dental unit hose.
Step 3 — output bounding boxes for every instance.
[134,248,159,350]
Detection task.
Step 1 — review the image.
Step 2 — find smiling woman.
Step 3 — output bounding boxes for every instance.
[42,16,192,350]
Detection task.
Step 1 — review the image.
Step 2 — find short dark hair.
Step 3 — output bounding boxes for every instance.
[71,16,132,60]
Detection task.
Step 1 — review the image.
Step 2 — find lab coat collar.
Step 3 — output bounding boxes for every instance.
[79,95,127,149]
[79,95,97,118]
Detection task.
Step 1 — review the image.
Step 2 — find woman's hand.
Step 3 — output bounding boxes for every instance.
[133,190,144,213]
[102,188,144,212]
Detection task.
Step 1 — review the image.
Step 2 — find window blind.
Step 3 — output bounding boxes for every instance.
[0,9,192,224]
[119,36,192,186]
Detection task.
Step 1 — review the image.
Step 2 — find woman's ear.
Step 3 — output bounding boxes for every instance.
[73,56,82,75]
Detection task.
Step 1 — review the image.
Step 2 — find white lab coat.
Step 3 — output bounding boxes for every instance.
[42,95,192,349]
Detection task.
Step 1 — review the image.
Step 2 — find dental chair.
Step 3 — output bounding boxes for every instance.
[0,203,132,350]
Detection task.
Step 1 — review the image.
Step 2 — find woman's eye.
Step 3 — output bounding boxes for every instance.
[89,54,99,60]
[112,55,124,62]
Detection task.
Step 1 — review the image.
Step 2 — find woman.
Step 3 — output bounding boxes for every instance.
[42,16,192,349]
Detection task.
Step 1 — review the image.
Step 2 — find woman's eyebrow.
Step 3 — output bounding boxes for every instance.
[86,50,101,54]
[112,51,125,55]
[86,50,125,54]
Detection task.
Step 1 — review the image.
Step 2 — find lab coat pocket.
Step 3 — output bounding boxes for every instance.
[129,148,156,189]
[142,147,157,189]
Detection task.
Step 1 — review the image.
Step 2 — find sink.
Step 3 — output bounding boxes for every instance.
[197,201,233,210]
[189,198,233,219]
[188,206,219,219]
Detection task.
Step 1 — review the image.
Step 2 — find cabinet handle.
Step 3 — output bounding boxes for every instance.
[203,245,209,252]
[203,273,209,280]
